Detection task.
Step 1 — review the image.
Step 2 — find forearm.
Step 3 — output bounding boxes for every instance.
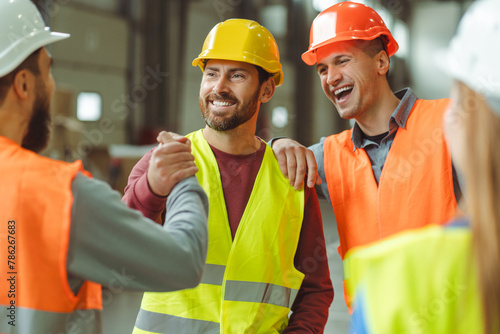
[162,176,210,284]
[285,188,334,333]
[68,173,208,292]
[285,280,333,333]
[122,149,166,224]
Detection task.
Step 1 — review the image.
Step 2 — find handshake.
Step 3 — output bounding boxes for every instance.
[147,131,199,197]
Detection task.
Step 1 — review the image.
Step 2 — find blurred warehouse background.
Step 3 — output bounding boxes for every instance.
[33,0,475,332]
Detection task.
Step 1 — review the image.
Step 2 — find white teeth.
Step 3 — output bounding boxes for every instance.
[212,101,233,107]
[334,86,353,96]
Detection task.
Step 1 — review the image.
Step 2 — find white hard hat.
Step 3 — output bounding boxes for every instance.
[0,0,70,77]
[440,0,500,114]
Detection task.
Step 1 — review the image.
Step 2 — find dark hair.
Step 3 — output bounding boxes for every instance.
[0,48,42,105]
[201,59,274,86]
[355,37,387,58]
[355,37,390,78]
[254,65,273,86]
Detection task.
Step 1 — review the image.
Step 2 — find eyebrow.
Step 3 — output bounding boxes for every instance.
[205,66,250,73]
[316,54,350,69]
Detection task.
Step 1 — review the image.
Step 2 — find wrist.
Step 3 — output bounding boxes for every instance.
[268,136,288,148]
[146,171,168,198]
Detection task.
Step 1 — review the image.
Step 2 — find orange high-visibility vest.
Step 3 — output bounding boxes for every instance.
[324,98,457,259]
[0,136,102,334]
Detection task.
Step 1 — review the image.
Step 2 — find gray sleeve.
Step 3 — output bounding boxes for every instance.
[309,137,332,205]
[67,173,208,292]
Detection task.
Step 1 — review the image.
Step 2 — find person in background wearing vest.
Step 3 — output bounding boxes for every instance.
[347,1,500,332]
[123,19,333,333]
[0,1,209,333]
[270,1,461,307]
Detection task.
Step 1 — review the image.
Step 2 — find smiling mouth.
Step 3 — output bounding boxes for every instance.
[334,86,353,102]
[211,100,235,107]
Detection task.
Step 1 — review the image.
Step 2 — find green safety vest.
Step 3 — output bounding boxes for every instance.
[134,130,305,334]
[345,224,484,334]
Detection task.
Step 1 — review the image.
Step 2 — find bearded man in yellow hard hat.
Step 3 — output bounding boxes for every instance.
[123,19,333,333]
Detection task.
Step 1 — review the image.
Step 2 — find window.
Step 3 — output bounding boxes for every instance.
[77,92,102,121]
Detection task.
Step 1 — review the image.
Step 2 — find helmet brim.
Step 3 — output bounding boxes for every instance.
[0,31,70,77]
[301,33,399,66]
[192,54,283,87]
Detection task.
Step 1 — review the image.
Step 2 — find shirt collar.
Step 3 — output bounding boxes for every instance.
[391,88,417,129]
[351,88,418,149]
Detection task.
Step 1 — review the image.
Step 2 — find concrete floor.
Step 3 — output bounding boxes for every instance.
[102,198,351,333]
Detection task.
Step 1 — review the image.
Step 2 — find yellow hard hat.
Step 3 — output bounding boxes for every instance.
[192,19,283,86]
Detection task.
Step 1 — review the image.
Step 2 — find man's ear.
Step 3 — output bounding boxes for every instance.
[259,77,275,103]
[12,70,32,100]
[376,50,390,76]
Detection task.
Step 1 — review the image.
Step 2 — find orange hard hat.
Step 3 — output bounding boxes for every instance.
[302,1,399,65]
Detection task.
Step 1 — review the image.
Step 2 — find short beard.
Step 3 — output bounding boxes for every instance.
[22,80,51,153]
[199,88,260,132]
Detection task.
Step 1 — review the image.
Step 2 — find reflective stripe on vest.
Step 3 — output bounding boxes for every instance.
[0,137,103,333]
[135,280,299,333]
[200,263,226,285]
[0,306,101,334]
[224,281,299,308]
[324,98,457,259]
[346,225,483,334]
[135,130,305,334]
[135,309,220,334]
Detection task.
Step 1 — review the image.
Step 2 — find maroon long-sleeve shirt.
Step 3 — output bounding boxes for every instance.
[122,140,334,333]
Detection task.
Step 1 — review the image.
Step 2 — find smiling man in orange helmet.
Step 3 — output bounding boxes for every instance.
[123,19,333,333]
[272,1,461,307]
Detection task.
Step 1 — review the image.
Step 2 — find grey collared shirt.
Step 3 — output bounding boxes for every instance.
[310,87,462,204]
[350,88,416,183]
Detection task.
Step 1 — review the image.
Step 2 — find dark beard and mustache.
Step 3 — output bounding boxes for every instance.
[199,88,260,132]
[21,79,51,153]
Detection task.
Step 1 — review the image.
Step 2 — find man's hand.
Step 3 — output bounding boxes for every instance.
[272,138,321,190]
[147,131,198,197]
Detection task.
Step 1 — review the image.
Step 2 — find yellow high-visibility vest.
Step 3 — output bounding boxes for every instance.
[345,223,483,334]
[134,130,305,334]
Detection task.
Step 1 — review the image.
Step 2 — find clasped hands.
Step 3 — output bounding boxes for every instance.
[147,131,198,197]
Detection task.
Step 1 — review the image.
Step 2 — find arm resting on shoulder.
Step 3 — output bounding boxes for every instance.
[270,137,321,190]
